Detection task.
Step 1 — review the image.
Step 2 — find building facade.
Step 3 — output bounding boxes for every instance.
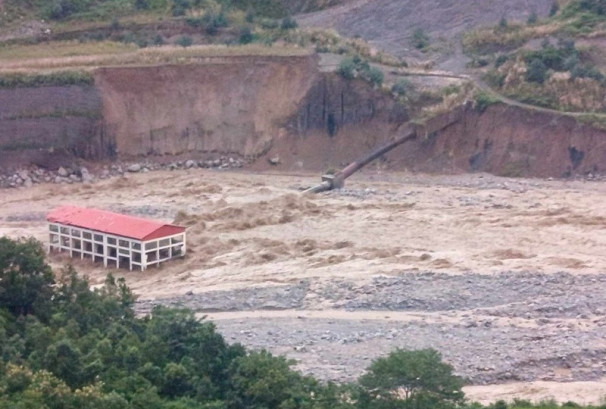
[47,206,186,271]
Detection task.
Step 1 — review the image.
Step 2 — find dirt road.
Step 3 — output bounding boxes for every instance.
[2,169,606,402]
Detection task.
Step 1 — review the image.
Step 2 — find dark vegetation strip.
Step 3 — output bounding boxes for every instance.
[0,71,94,88]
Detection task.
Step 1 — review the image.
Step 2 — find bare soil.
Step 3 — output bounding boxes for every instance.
[3,169,606,403]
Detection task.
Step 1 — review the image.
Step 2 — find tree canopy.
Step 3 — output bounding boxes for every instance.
[358,348,464,409]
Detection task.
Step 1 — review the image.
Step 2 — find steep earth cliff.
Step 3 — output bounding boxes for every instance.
[0,85,106,170]
[2,54,606,179]
[96,55,318,159]
[390,105,606,178]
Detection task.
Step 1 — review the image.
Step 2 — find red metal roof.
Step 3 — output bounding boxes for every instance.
[47,206,185,241]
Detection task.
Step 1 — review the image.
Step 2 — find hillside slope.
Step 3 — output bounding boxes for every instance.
[298,0,554,67]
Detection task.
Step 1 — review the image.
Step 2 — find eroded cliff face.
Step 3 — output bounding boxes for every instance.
[389,104,606,178]
[268,96,606,178]
[2,55,606,179]
[0,85,107,169]
[95,55,319,159]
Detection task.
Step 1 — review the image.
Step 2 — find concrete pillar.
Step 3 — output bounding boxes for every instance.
[103,234,108,268]
[69,228,73,258]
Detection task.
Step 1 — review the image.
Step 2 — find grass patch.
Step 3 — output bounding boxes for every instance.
[0,44,313,73]
[463,25,534,55]
[308,29,406,67]
[474,89,500,112]
[577,112,606,130]
[0,40,138,60]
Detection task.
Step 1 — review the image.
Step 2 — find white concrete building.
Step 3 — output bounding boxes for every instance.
[47,206,186,271]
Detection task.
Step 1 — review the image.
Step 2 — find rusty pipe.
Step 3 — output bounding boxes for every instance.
[305,127,416,193]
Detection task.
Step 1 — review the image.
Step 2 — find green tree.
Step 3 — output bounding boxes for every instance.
[227,350,317,409]
[337,57,356,80]
[358,349,464,409]
[526,59,548,83]
[43,338,84,388]
[0,237,54,319]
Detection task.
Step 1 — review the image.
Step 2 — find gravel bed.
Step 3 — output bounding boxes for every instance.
[135,271,606,385]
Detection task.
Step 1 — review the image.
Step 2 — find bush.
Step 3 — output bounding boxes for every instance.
[495,54,509,68]
[337,57,356,80]
[563,54,580,71]
[523,40,578,72]
[474,90,500,112]
[499,16,508,29]
[259,18,279,29]
[172,0,191,16]
[574,0,606,15]
[135,0,150,10]
[571,64,605,82]
[176,35,193,48]
[110,17,121,30]
[526,59,548,83]
[484,70,506,88]
[550,1,560,16]
[239,26,254,44]
[204,11,229,35]
[442,84,461,96]
[412,27,430,50]
[153,33,165,46]
[392,78,413,96]
[468,57,489,68]
[280,16,298,30]
[365,66,384,87]
[527,11,538,24]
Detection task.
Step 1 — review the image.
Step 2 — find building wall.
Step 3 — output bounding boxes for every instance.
[49,222,185,270]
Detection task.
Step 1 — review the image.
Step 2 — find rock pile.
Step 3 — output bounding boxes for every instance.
[0,156,247,189]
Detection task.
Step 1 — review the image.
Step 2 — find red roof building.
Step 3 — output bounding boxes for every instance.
[47,206,186,270]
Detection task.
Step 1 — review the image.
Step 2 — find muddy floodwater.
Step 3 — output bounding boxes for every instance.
[3,169,606,403]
